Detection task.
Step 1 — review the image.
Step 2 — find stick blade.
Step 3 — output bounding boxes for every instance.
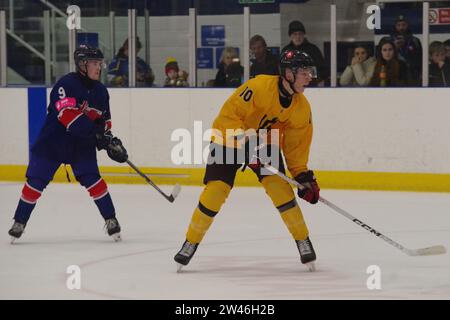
[409,245,446,256]
[167,184,181,203]
[172,183,181,199]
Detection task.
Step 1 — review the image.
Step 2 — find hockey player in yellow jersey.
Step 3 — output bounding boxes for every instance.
[175,50,320,272]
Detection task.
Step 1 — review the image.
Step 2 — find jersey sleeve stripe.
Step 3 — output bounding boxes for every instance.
[57,107,83,128]
[66,113,84,130]
[105,120,112,130]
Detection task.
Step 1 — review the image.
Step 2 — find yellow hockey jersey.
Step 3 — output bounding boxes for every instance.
[211,75,313,177]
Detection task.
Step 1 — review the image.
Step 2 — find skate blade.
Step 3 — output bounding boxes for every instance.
[176,263,184,273]
[10,236,17,244]
[305,262,316,272]
[111,233,122,242]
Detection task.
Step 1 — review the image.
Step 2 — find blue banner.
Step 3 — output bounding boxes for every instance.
[197,48,214,69]
[201,25,225,47]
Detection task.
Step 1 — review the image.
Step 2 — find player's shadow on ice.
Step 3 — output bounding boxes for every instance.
[6,238,125,246]
[178,256,327,275]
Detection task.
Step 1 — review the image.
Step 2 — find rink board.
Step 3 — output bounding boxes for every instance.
[1,164,450,193]
[1,87,450,192]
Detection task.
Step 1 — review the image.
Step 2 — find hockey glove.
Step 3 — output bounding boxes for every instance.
[243,137,265,170]
[106,136,128,163]
[244,144,260,170]
[295,170,320,204]
[95,127,111,151]
[96,131,128,163]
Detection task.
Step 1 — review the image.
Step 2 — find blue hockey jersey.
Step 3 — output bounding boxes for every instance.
[31,72,112,163]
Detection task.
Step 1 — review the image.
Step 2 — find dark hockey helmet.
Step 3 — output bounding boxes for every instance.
[279,49,317,79]
[74,44,105,71]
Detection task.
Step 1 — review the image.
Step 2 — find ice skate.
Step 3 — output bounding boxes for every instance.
[174,240,199,272]
[105,217,121,242]
[296,237,316,272]
[8,221,26,244]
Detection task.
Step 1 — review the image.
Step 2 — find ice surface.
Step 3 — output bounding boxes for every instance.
[1,182,449,299]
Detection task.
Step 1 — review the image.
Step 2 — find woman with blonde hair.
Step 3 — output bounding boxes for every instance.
[214,47,243,87]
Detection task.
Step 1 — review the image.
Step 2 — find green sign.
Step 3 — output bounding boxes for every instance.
[239,0,275,4]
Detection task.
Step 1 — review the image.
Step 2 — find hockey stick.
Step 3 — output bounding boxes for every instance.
[257,159,446,257]
[126,160,181,203]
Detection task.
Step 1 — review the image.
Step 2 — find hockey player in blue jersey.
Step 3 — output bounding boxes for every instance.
[8,45,128,243]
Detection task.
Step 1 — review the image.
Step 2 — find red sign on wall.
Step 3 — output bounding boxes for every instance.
[429,8,450,25]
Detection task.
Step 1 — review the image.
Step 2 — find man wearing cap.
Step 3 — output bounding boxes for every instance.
[390,15,422,85]
[282,20,327,86]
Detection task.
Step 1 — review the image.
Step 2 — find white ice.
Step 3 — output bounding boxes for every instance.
[1,182,449,299]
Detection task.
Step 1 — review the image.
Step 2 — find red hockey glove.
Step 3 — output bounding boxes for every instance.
[295,170,320,204]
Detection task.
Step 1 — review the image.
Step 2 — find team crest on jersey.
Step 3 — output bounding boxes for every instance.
[259,114,278,130]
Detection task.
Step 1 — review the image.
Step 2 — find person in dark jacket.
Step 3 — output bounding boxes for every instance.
[214,47,243,88]
[370,37,409,87]
[282,20,327,86]
[443,39,450,64]
[390,15,422,86]
[250,35,279,78]
[108,37,155,87]
[429,41,450,87]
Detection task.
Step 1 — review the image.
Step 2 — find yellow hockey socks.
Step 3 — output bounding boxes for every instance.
[261,175,309,240]
[186,181,231,244]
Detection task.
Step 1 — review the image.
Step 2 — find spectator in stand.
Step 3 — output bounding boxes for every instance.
[214,47,244,88]
[370,37,409,87]
[390,15,422,85]
[163,58,189,87]
[444,39,450,64]
[340,44,376,86]
[282,20,327,86]
[108,37,154,87]
[249,35,279,78]
[428,41,450,87]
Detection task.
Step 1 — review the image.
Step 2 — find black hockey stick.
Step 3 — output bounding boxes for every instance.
[126,160,181,203]
[257,158,446,257]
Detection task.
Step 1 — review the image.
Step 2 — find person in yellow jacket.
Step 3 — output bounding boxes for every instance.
[174,50,320,272]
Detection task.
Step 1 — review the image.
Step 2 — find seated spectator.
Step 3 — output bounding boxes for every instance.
[390,15,422,85]
[369,37,409,87]
[164,58,189,87]
[282,20,327,86]
[444,39,450,63]
[108,37,154,87]
[340,44,376,86]
[428,41,450,87]
[250,35,279,78]
[214,47,243,88]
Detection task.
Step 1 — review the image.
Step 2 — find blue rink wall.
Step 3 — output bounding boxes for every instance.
[0,87,450,192]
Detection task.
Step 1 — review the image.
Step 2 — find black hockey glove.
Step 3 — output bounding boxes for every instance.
[295,170,320,204]
[96,131,128,163]
[94,118,107,145]
[106,136,128,163]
